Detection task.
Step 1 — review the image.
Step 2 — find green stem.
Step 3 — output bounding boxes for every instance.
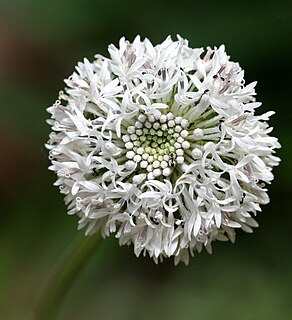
[35,232,102,320]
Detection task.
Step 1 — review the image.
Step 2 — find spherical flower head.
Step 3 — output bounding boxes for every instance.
[46,35,281,265]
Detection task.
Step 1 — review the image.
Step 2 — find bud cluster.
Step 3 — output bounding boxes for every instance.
[123,112,191,180]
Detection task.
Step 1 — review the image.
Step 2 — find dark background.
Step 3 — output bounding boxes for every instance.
[0,1,291,319]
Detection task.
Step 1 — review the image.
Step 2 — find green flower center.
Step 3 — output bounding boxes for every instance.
[122,112,190,179]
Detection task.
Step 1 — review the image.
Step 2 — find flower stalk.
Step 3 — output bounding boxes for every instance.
[35,232,102,320]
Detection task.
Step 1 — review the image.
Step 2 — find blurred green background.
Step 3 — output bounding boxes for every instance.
[0,0,291,319]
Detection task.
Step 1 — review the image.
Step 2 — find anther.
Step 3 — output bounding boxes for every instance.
[161,68,167,81]
[147,81,153,90]
[179,79,184,90]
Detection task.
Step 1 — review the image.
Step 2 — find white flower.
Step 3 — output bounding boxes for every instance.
[46,35,280,265]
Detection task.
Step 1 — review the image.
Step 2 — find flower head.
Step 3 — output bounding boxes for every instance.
[46,36,280,264]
